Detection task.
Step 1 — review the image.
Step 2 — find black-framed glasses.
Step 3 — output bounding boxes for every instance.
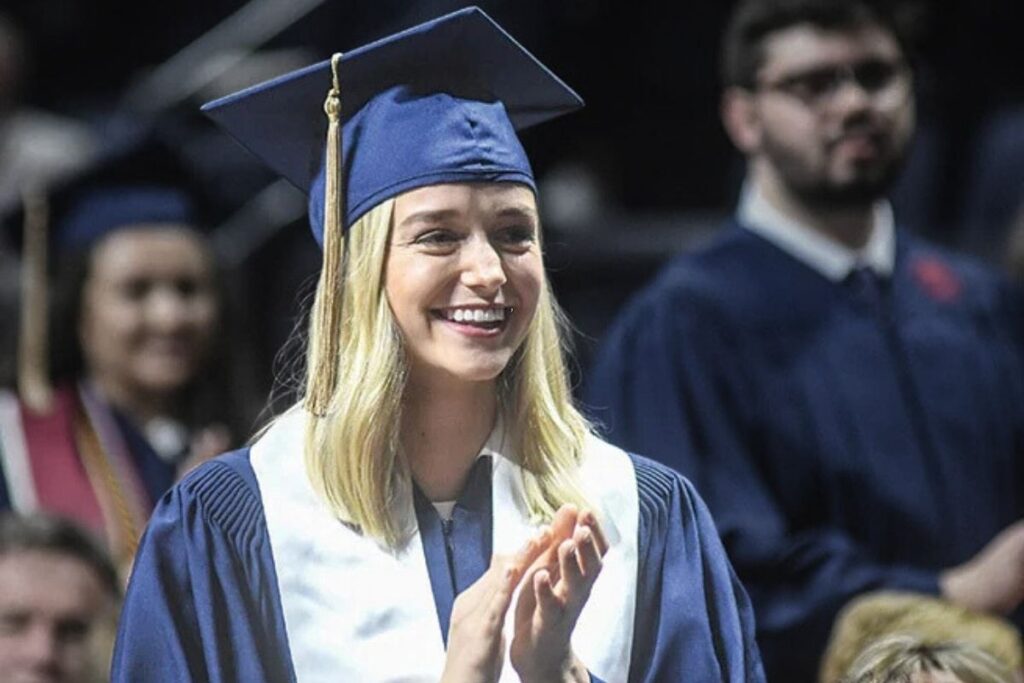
[757,58,909,109]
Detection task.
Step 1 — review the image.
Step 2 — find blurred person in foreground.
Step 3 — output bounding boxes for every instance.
[0,137,235,573]
[586,0,1024,679]
[113,8,764,682]
[0,513,119,683]
[839,635,1016,683]
[822,592,1024,683]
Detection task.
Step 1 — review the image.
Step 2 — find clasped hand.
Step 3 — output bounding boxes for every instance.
[440,504,608,683]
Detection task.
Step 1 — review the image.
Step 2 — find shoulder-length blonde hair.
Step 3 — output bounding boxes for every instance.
[296,193,591,547]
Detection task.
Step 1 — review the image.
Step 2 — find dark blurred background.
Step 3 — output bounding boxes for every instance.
[2,0,1023,423]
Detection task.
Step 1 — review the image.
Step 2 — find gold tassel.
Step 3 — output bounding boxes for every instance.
[18,188,53,414]
[305,53,346,417]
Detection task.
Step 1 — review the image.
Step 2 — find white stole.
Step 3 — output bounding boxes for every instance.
[251,411,638,682]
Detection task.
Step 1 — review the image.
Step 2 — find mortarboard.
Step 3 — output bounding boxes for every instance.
[200,6,583,414]
[201,5,583,243]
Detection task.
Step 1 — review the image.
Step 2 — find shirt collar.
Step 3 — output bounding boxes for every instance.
[738,182,895,282]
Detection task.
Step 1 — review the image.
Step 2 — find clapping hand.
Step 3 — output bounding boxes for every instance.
[511,505,609,683]
[441,505,608,683]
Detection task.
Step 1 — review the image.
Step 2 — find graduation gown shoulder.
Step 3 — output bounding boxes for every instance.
[113,446,763,682]
[628,453,764,682]
[112,449,295,683]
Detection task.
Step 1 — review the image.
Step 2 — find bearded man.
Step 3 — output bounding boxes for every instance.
[586,1,1024,680]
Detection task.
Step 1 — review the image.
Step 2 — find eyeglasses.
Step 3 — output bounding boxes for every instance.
[757,58,909,109]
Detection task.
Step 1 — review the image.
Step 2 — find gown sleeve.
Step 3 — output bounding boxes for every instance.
[111,450,295,683]
[588,285,940,679]
[629,454,765,683]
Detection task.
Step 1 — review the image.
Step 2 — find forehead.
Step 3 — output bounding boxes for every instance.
[759,23,903,76]
[0,550,107,613]
[393,183,537,220]
[89,226,211,271]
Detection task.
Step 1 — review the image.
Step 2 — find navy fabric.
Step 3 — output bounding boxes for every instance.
[585,221,1024,681]
[201,6,582,242]
[110,408,177,508]
[629,454,764,683]
[112,450,296,683]
[112,448,765,681]
[305,88,534,244]
[413,455,493,645]
[58,185,195,250]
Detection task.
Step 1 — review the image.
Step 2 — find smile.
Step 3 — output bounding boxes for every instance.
[432,306,514,333]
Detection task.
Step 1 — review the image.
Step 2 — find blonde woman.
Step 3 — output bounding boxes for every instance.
[112,8,763,682]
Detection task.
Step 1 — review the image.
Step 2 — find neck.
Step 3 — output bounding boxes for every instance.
[86,374,175,427]
[753,163,876,250]
[401,373,498,502]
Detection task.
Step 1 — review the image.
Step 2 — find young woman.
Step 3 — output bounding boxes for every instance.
[0,139,233,570]
[113,8,764,682]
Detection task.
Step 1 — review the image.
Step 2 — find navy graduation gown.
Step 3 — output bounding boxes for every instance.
[112,449,764,682]
[585,221,1024,681]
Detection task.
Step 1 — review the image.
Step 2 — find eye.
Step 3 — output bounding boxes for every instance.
[174,277,201,298]
[120,278,152,301]
[789,68,838,100]
[494,225,536,252]
[854,59,898,91]
[0,611,28,635]
[55,618,90,644]
[412,228,462,250]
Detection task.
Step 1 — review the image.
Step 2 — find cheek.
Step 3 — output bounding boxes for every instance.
[80,290,134,352]
[506,255,544,310]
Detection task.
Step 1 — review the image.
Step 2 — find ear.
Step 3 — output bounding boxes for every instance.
[720,87,761,155]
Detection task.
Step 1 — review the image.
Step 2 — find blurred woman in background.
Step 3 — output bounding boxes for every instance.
[0,137,237,571]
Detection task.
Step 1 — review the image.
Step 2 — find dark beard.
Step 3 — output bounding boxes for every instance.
[791,159,905,211]
[761,129,909,211]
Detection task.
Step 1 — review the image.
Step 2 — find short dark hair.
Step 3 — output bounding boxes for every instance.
[0,513,119,597]
[720,0,915,89]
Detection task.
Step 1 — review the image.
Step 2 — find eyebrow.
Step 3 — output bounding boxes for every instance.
[494,205,539,221]
[397,209,463,229]
[397,204,539,229]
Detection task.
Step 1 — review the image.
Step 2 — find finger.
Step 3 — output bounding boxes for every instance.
[573,524,603,579]
[550,505,580,547]
[560,538,585,595]
[513,526,552,576]
[534,568,563,618]
[578,509,610,556]
[484,563,518,631]
[514,563,540,628]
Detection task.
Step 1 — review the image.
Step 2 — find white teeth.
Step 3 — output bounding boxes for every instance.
[445,307,506,323]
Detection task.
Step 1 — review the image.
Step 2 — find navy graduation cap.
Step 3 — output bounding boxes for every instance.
[201,5,583,245]
[3,134,208,256]
[201,6,582,415]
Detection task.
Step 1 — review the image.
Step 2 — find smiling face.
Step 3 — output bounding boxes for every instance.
[723,22,915,209]
[385,183,543,388]
[78,227,218,411]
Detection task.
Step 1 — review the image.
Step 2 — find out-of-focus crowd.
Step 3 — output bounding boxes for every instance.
[1,1,1024,682]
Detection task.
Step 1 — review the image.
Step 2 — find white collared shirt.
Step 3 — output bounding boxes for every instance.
[738,183,896,282]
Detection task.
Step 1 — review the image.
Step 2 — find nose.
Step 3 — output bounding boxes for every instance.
[20,623,60,670]
[830,77,872,114]
[460,236,506,294]
[147,288,191,332]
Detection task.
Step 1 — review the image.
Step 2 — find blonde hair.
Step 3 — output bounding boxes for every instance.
[821,592,1023,683]
[297,194,591,547]
[840,635,1016,683]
